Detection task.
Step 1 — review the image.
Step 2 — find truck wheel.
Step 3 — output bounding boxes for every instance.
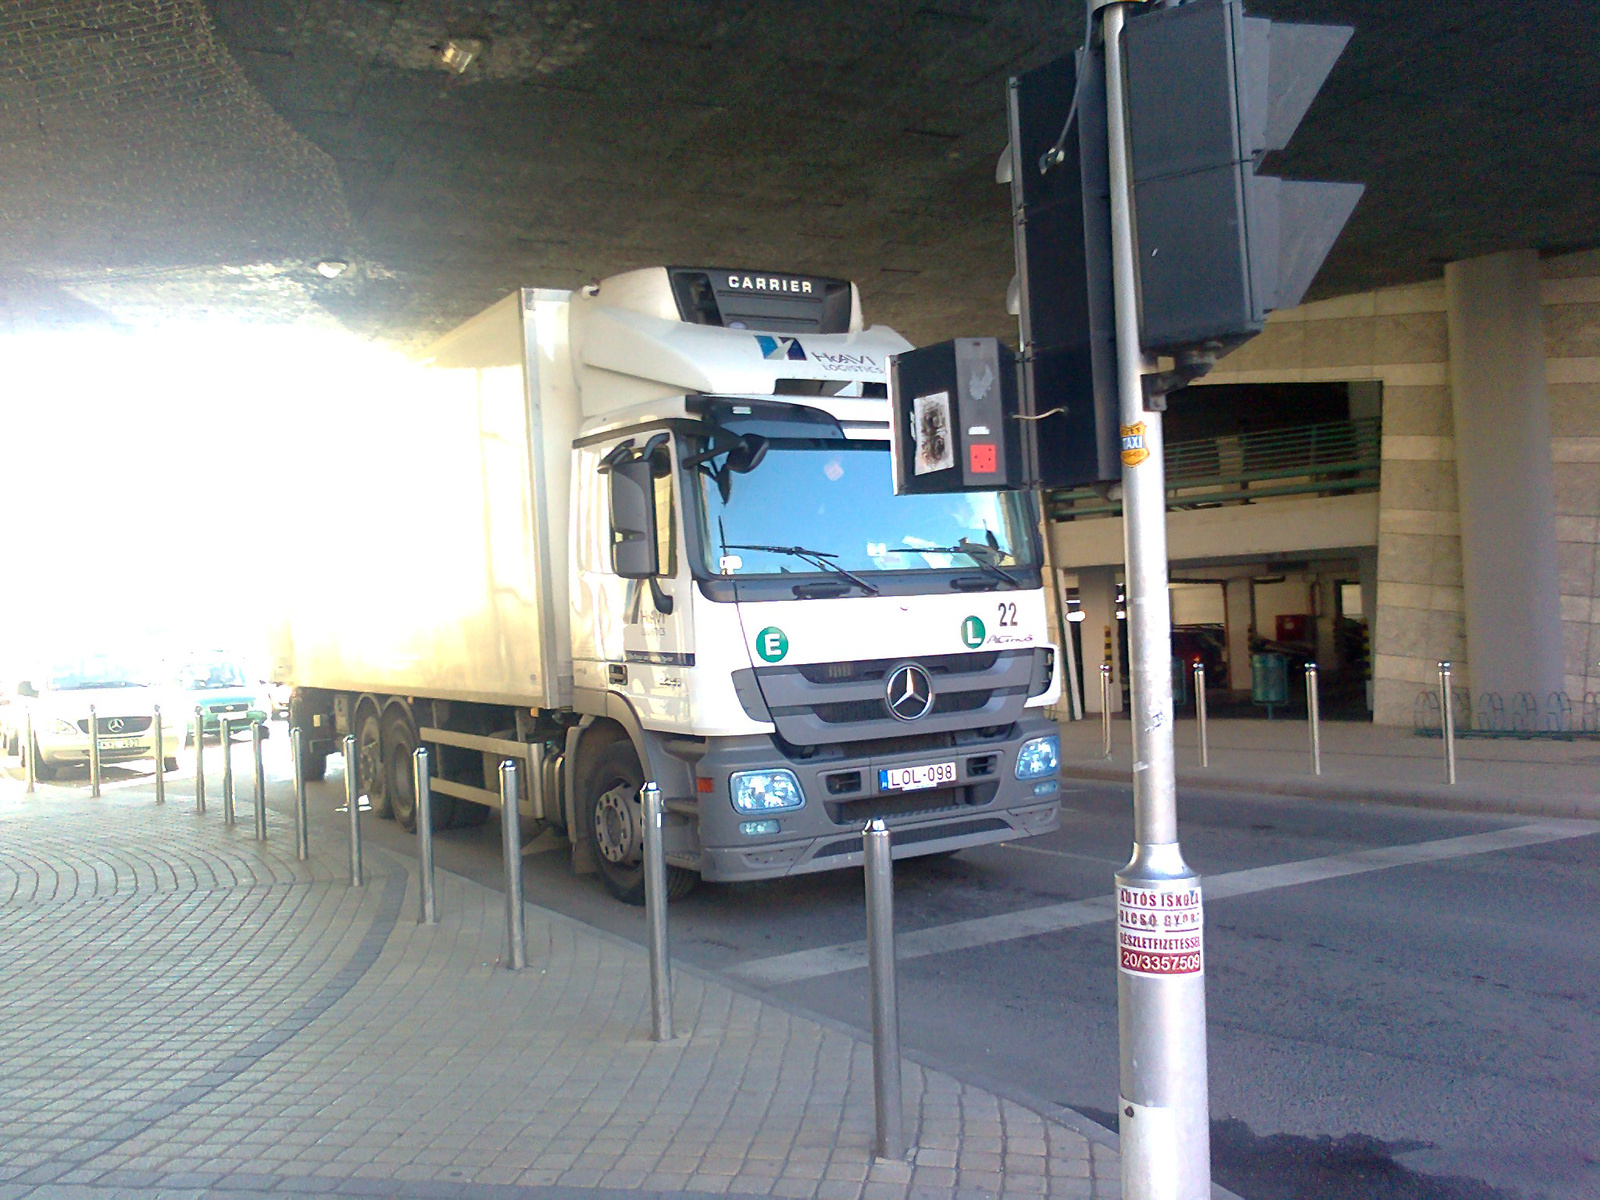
[581,742,697,905]
[352,705,390,818]
[162,757,179,772]
[302,747,328,781]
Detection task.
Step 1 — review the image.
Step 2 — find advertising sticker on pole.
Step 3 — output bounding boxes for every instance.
[1117,882,1204,978]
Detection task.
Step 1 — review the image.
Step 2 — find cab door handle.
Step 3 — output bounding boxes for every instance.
[608,664,628,686]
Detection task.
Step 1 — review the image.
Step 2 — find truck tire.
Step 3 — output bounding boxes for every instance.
[302,749,328,781]
[580,741,697,905]
[383,711,455,832]
[162,757,179,772]
[352,704,391,818]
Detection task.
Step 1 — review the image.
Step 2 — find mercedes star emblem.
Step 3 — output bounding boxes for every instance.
[885,664,934,722]
[107,718,125,733]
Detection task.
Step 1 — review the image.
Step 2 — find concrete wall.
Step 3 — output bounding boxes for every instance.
[1544,251,1600,698]
[1203,279,1457,723]
[1200,247,1600,723]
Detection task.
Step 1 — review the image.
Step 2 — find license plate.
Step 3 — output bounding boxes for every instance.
[99,737,140,750]
[878,760,957,792]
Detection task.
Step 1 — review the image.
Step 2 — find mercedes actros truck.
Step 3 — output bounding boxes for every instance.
[271,266,1062,902]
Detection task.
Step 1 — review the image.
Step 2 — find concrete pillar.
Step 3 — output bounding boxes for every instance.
[1224,577,1253,691]
[1078,566,1123,713]
[1314,575,1338,670]
[1445,250,1563,701]
[1359,550,1378,713]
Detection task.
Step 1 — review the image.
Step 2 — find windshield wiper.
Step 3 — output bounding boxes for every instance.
[920,539,1022,587]
[721,543,881,596]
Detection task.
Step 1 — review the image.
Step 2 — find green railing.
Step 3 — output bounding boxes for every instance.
[1047,417,1382,521]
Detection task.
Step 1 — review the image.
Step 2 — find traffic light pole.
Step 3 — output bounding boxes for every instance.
[1096,2,1212,1197]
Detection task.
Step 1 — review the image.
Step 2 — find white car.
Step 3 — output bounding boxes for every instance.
[3,656,177,780]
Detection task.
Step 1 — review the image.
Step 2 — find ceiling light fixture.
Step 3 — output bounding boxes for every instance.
[438,37,484,74]
[315,260,349,279]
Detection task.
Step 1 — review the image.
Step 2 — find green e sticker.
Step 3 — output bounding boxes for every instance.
[961,615,986,649]
[756,626,789,663]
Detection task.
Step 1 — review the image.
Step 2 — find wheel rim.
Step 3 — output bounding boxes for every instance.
[593,781,640,866]
[358,721,382,801]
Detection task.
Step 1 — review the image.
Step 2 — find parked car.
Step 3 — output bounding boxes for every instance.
[1,655,176,779]
[172,657,268,741]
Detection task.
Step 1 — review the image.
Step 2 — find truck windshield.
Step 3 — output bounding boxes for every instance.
[690,439,1037,577]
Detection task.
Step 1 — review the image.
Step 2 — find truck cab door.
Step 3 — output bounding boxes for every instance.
[614,435,694,726]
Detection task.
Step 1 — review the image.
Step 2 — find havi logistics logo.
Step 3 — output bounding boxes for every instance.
[756,334,807,361]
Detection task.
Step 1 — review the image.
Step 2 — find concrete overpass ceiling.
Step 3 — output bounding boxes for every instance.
[1,0,1596,346]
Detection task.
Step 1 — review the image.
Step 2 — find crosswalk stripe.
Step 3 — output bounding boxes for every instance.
[727,818,1598,987]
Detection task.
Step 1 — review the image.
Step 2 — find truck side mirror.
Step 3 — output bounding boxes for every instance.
[17,681,37,698]
[608,457,659,580]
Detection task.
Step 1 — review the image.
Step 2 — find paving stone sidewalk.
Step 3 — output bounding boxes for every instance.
[0,773,1125,1200]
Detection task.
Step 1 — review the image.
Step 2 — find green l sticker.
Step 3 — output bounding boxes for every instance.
[961,616,986,649]
[756,626,789,663]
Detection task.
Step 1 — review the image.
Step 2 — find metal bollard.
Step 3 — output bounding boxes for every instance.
[290,727,310,862]
[414,747,437,924]
[89,704,101,797]
[1306,662,1322,776]
[220,717,236,825]
[1099,662,1113,759]
[251,719,267,840]
[642,782,673,1041]
[1439,661,1457,785]
[194,706,206,814]
[863,819,905,1160]
[1194,662,1209,768]
[344,734,363,886]
[499,759,526,970]
[153,706,165,804]
[24,710,36,793]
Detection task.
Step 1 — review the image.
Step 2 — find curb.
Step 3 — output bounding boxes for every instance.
[1060,761,1600,821]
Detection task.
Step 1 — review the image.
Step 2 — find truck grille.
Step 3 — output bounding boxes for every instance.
[813,816,1012,858]
[737,650,1040,747]
[826,780,998,825]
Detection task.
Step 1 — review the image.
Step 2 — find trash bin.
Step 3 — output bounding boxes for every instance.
[1251,652,1288,716]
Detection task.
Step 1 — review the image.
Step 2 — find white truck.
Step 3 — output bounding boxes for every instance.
[271,266,1062,902]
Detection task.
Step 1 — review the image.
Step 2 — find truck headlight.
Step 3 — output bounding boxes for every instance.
[730,769,805,814]
[1015,734,1060,779]
[52,718,79,736]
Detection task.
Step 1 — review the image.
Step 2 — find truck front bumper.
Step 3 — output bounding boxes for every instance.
[682,713,1061,883]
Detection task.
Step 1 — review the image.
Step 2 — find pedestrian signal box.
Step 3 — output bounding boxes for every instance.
[889,338,1023,494]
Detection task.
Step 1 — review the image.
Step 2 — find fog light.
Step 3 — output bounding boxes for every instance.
[1015,734,1060,779]
[739,819,780,836]
[1033,780,1059,796]
[730,769,805,813]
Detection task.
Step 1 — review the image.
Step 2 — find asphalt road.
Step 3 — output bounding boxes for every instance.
[24,736,1600,1200]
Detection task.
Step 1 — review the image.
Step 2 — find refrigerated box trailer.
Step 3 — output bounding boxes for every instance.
[271,266,1063,902]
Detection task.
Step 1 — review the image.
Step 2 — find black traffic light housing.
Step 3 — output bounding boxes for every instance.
[889,338,1024,494]
[1003,49,1121,489]
[1124,0,1364,354]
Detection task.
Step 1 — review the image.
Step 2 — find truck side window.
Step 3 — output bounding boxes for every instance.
[651,448,676,577]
